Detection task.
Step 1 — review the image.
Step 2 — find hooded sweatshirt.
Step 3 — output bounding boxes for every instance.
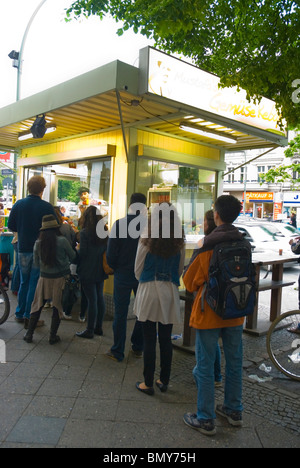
[183,224,246,329]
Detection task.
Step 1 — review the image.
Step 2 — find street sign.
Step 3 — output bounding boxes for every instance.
[1,169,13,176]
[2,177,13,187]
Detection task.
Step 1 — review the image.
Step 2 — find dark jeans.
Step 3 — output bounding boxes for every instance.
[16,252,40,319]
[142,320,173,388]
[298,274,300,309]
[11,243,20,293]
[80,287,88,319]
[111,274,143,361]
[81,281,105,333]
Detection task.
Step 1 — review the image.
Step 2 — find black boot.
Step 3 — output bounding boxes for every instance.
[23,313,40,343]
[49,312,61,345]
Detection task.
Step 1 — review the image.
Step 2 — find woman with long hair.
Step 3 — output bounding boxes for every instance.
[134,203,185,395]
[23,215,76,344]
[76,205,108,339]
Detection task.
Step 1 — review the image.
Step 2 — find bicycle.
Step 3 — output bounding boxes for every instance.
[266,310,300,382]
[0,284,10,325]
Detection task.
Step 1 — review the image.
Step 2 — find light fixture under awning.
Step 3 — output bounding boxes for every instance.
[179,122,237,144]
[18,125,57,141]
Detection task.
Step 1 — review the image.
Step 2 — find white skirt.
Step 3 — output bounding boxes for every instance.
[134,281,181,325]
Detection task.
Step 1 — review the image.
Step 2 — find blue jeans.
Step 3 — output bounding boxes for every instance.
[81,281,105,332]
[193,326,243,421]
[215,343,222,383]
[11,243,20,293]
[16,252,40,319]
[111,273,143,361]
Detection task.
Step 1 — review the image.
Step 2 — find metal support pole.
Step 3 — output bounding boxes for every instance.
[223,146,277,178]
[16,0,48,101]
[116,90,129,163]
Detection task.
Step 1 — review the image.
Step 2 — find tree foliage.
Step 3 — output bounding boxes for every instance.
[65,0,300,129]
[58,180,81,204]
[263,133,300,186]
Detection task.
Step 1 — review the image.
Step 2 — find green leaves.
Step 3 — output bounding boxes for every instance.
[263,134,300,187]
[65,0,300,128]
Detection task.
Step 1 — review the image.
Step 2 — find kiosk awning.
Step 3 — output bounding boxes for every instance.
[0,48,288,153]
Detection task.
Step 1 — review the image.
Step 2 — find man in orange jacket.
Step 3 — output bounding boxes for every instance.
[183,195,247,436]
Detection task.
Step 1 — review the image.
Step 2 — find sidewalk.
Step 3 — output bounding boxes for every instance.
[0,291,299,449]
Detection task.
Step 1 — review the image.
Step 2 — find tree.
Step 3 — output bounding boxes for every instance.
[65,0,300,129]
[263,133,300,187]
[57,180,81,203]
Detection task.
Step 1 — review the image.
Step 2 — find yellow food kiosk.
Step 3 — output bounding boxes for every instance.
[0,47,287,312]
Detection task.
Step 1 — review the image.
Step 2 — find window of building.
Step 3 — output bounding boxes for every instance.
[24,158,112,224]
[240,167,247,183]
[257,165,265,182]
[292,160,300,180]
[227,167,235,183]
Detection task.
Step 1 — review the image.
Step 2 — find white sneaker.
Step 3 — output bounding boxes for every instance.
[78,316,86,323]
[63,312,72,320]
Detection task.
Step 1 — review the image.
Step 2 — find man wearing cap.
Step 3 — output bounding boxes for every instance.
[8,176,56,327]
[76,187,90,227]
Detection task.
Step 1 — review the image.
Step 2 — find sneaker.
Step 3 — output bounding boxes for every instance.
[216,404,243,427]
[183,413,216,436]
[78,316,86,323]
[63,312,72,320]
[15,316,25,323]
[287,326,300,335]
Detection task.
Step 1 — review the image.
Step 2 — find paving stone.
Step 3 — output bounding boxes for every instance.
[6,415,66,445]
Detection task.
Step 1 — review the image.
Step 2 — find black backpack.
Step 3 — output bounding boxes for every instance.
[205,239,256,320]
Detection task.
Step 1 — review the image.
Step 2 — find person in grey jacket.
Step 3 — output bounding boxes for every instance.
[76,206,108,339]
[23,215,76,344]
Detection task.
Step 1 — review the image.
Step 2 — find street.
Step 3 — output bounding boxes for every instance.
[258,262,299,313]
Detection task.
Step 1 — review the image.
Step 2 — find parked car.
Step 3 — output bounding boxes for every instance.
[265,222,300,239]
[233,222,297,267]
[256,222,300,254]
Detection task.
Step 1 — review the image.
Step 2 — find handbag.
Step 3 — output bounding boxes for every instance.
[103,252,114,275]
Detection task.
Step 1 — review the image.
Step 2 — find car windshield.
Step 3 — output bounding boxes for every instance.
[281,225,299,235]
[236,225,277,242]
[259,225,284,238]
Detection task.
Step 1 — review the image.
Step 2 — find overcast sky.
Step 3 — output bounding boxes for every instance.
[0,0,154,108]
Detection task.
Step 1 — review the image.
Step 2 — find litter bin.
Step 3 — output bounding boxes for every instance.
[0,232,14,270]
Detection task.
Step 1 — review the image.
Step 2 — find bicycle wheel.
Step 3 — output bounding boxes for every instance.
[0,285,10,325]
[267,310,300,381]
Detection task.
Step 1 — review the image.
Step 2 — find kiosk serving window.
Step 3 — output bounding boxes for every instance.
[24,158,111,224]
[136,158,215,240]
